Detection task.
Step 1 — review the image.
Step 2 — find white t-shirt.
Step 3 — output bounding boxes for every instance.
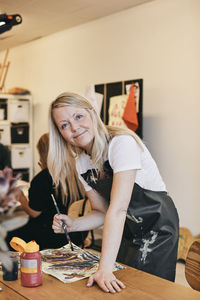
[76,135,167,192]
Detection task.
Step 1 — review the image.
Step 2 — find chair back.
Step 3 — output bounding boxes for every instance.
[185,240,200,291]
[68,198,91,248]
[68,198,91,219]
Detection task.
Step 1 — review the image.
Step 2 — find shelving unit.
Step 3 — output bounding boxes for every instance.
[0,94,33,181]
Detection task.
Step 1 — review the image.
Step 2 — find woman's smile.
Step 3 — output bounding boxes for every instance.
[73,130,87,139]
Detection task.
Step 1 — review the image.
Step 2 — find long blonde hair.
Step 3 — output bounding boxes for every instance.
[48,92,143,202]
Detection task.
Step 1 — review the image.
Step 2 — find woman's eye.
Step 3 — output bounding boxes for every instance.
[61,123,69,129]
[75,114,83,120]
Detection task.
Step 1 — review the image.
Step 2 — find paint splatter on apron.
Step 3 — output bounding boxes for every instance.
[81,161,179,282]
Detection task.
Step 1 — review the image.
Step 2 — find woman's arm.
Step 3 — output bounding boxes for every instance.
[19,191,41,218]
[87,169,136,293]
[52,170,135,293]
[52,188,108,232]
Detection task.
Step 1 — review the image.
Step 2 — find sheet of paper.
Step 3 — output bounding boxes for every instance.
[41,244,125,283]
[108,94,128,128]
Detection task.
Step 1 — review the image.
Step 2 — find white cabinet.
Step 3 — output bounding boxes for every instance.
[0,94,33,181]
[8,99,30,122]
[11,145,32,169]
[0,122,11,145]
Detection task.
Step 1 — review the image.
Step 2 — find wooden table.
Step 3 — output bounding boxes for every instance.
[1,266,200,300]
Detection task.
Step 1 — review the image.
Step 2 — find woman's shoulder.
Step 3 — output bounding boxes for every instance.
[110,134,141,143]
[109,134,142,152]
[108,134,143,172]
[31,168,52,185]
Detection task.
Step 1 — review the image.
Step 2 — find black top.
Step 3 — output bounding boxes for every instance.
[0,143,11,170]
[6,168,88,250]
[28,168,67,228]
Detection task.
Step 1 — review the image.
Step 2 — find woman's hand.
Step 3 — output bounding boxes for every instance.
[52,214,74,233]
[86,269,126,293]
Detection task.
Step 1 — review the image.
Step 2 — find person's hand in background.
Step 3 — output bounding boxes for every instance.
[0,168,21,212]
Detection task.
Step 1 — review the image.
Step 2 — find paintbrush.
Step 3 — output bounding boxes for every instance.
[51,194,74,251]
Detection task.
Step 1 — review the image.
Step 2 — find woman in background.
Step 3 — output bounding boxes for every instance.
[50,92,179,293]
[6,133,88,250]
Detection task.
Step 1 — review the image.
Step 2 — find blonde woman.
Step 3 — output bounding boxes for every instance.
[50,92,179,293]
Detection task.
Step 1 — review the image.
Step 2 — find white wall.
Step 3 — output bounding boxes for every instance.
[1,0,200,234]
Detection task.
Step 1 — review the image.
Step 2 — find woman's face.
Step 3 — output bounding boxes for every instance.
[53,105,95,154]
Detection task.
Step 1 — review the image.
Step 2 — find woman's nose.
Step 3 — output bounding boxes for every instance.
[70,121,79,132]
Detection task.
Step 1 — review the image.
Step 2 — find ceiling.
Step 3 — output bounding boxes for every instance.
[0,0,154,52]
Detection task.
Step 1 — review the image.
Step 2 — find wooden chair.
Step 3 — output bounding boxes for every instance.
[177,227,195,261]
[68,198,102,251]
[185,239,200,291]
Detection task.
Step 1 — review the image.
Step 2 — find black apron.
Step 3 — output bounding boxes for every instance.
[82,161,179,282]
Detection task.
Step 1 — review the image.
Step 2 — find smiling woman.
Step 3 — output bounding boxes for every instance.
[48,92,179,294]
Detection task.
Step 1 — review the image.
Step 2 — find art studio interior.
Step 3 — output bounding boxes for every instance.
[0,0,200,298]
